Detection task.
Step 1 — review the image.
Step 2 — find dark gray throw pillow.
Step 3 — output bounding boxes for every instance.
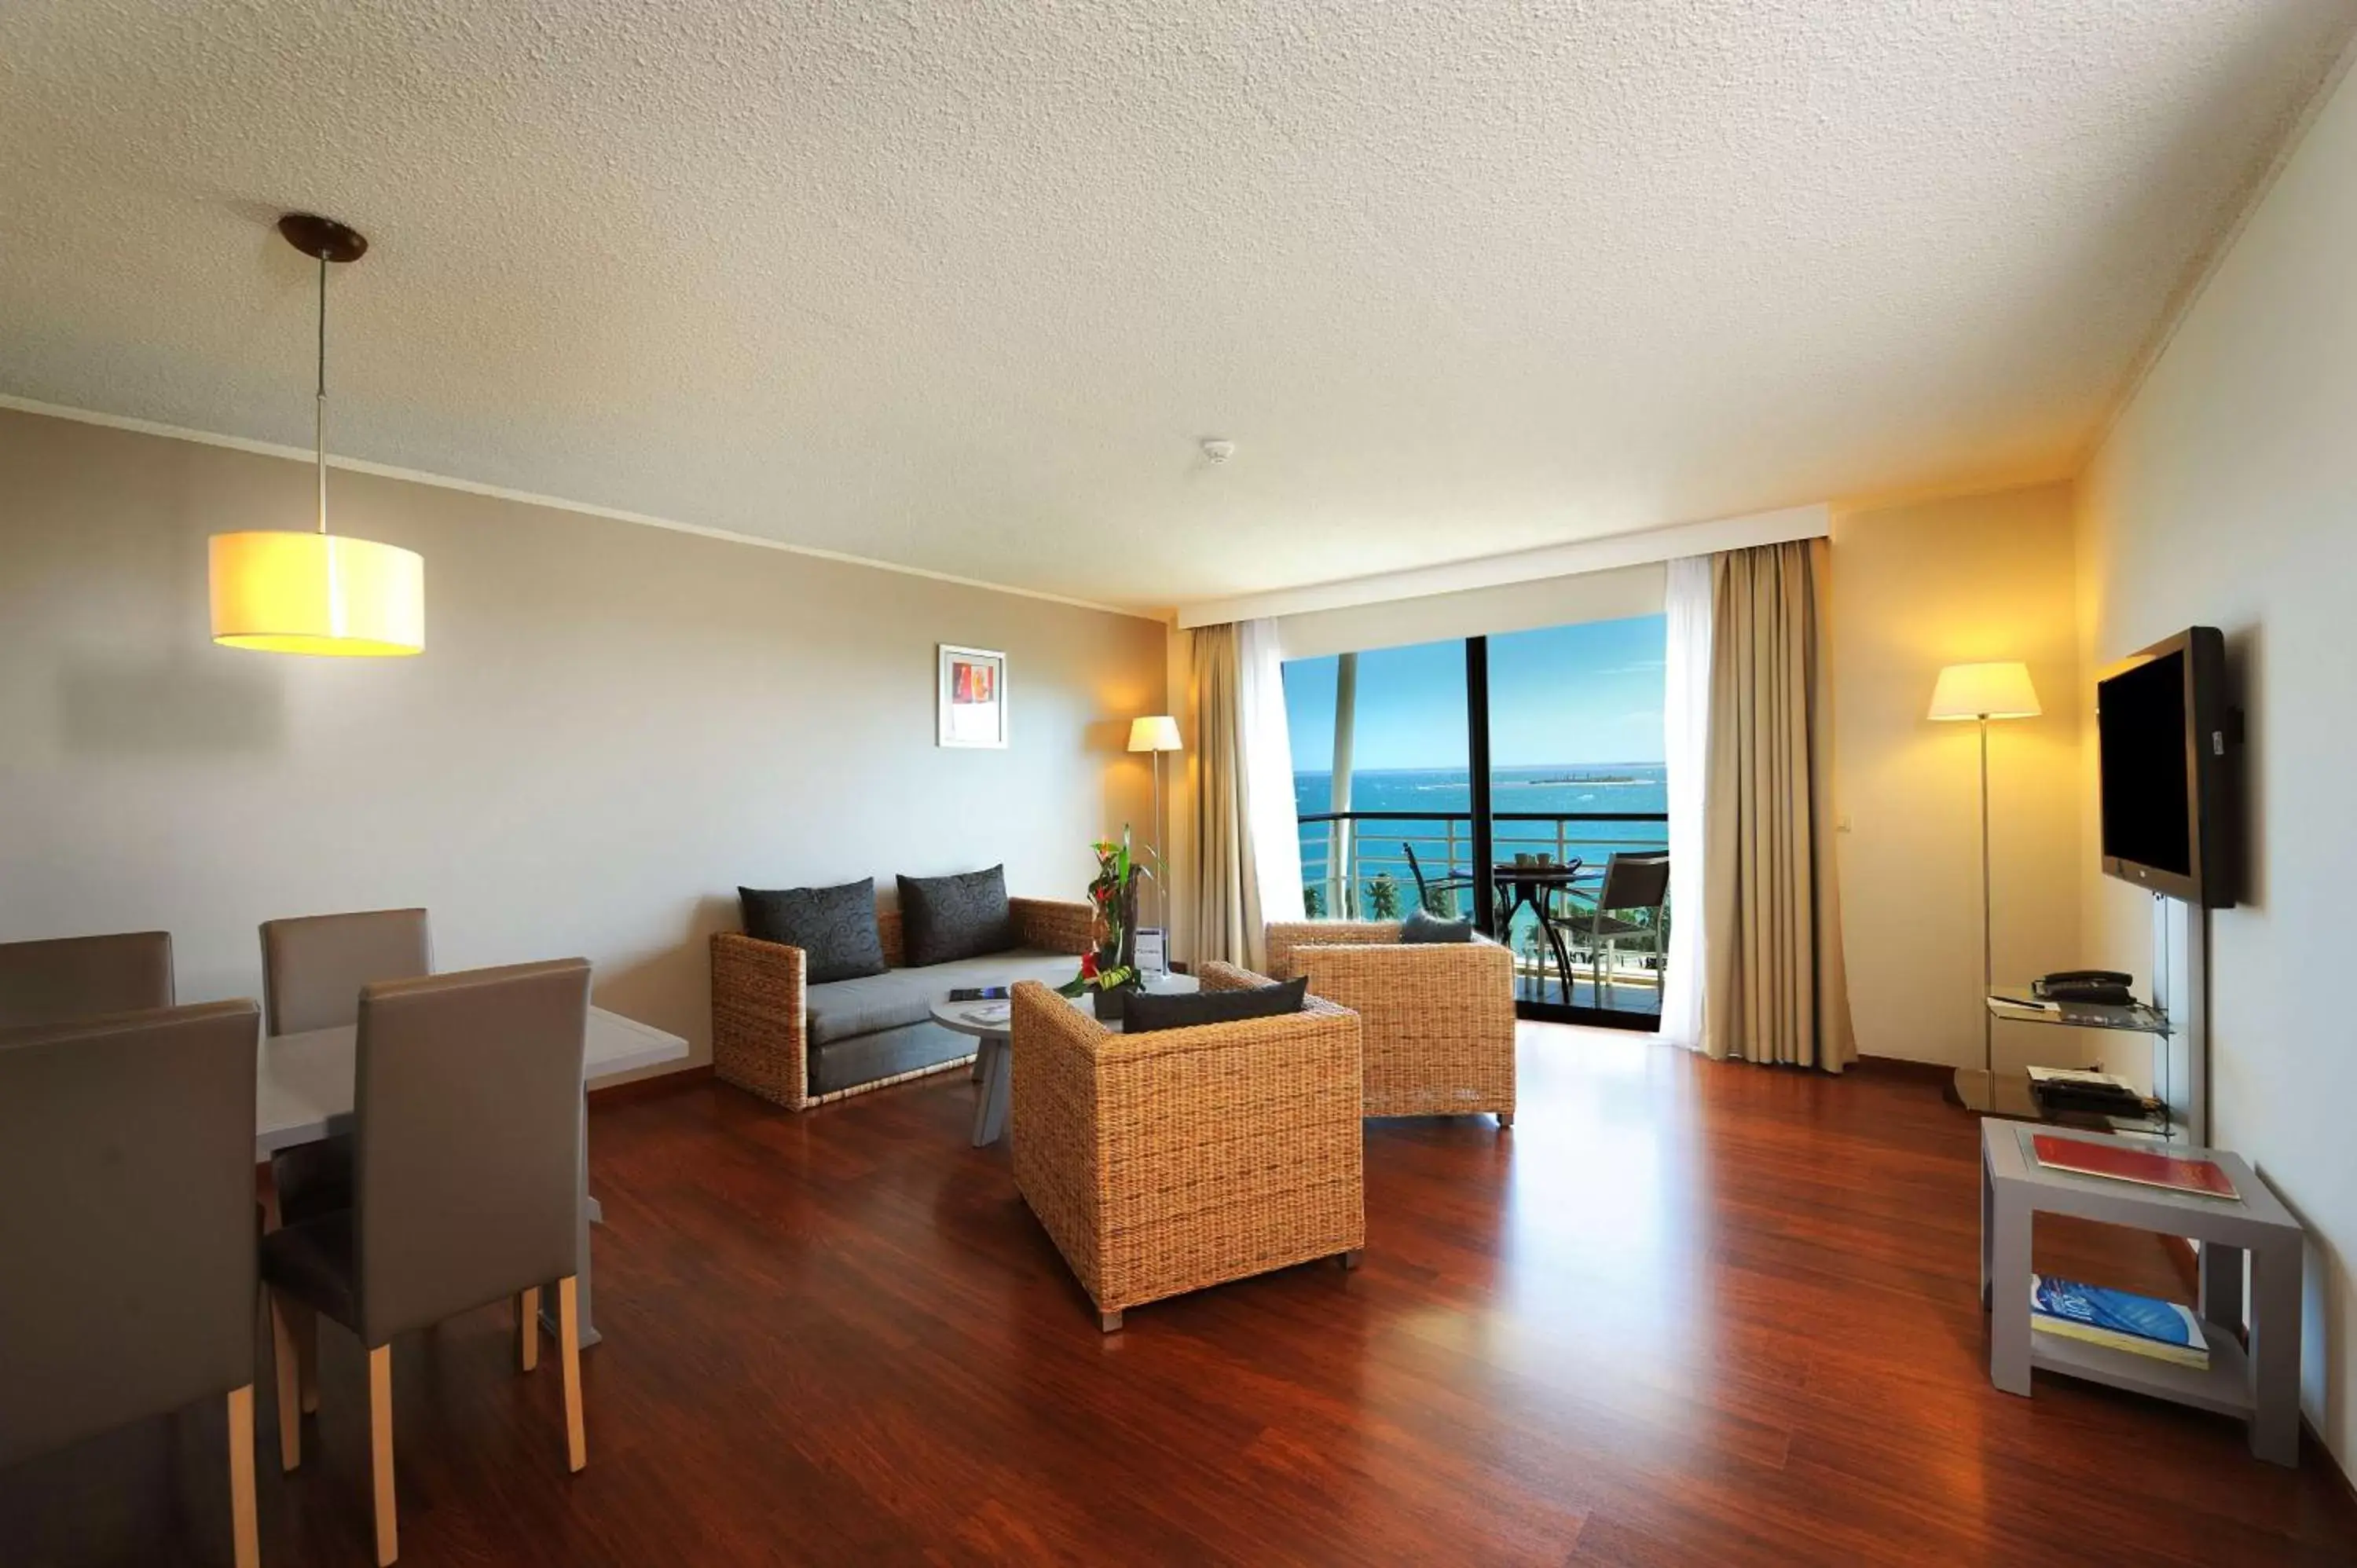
[739,879,889,984]
[1401,907,1477,944]
[897,866,1016,968]
[1120,976,1309,1034]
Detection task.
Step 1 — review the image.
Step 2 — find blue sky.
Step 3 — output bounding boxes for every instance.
[1283,614,1666,771]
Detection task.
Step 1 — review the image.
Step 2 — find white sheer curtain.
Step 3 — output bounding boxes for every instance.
[1659,556,1713,1050]
[1185,619,1304,973]
[1237,619,1305,938]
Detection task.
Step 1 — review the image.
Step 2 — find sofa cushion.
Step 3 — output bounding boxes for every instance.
[809,1020,974,1098]
[258,1209,357,1327]
[896,866,1016,967]
[804,948,1080,1048]
[1401,907,1477,944]
[1120,976,1307,1034]
[738,880,888,984]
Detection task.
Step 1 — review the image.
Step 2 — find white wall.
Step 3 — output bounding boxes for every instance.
[1831,484,2086,1070]
[2075,54,2357,1473]
[0,409,1165,1075]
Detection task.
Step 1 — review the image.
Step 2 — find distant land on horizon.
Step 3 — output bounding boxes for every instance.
[1292,763,1667,779]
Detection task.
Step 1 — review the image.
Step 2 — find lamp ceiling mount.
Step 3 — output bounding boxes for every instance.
[277,212,368,264]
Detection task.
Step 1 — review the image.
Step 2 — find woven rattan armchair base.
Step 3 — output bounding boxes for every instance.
[1265,920,1516,1126]
[713,895,1092,1112]
[1010,962,1366,1330]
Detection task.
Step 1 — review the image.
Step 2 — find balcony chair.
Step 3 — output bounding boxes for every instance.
[1400,842,1475,920]
[1562,852,1670,1009]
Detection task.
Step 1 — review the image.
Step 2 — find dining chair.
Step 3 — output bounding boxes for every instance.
[0,1001,263,1568]
[0,930,174,1030]
[260,958,592,1567]
[258,910,433,1229]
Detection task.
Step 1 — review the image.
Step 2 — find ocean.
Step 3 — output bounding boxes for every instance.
[1292,764,1667,918]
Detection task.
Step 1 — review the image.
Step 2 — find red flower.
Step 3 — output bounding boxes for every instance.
[1079,952,1099,980]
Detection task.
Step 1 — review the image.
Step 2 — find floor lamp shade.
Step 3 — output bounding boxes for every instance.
[1927,661,2040,721]
[1127,715,1183,753]
[209,531,425,657]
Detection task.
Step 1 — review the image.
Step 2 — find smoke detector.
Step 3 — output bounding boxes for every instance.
[1200,438,1236,464]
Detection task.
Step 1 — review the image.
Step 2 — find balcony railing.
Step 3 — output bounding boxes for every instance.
[1297,808,1670,1013]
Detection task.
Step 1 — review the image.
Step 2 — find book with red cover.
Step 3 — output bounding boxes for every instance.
[2030,1134,2239,1200]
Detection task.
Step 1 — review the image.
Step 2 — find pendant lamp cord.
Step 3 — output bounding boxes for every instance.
[314,249,328,534]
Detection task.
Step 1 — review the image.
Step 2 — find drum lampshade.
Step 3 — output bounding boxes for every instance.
[209,530,424,657]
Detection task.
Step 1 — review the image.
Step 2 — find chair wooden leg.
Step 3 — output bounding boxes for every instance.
[517,1287,541,1372]
[267,1290,302,1472]
[297,1304,320,1415]
[1497,1112,1514,1129]
[226,1384,258,1568]
[368,1345,398,1566]
[1098,1309,1124,1333]
[557,1276,586,1472]
[1339,1249,1364,1270]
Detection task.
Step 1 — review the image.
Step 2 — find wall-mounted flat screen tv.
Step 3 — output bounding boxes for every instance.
[2096,626,2234,907]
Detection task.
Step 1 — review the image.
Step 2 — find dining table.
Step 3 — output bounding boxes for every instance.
[254,1004,689,1349]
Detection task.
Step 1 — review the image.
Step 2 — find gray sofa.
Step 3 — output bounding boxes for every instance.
[711,896,1094,1111]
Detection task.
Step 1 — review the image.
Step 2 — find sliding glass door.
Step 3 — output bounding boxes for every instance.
[1283,614,1670,1031]
[1485,617,1669,1026]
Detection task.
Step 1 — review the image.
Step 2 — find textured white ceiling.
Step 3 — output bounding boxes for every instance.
[3,2,2349,614]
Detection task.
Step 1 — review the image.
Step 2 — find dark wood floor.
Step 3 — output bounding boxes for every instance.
[8,1027,2355,1566]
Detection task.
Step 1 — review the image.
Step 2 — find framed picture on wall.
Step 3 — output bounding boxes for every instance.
[938,644,1007,748]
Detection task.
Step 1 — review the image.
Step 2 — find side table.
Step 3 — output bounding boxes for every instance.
[1980,1119,2305,1465]
[932,975,1200,1148]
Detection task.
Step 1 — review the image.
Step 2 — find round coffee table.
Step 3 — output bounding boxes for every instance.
[933,974,1199,1148]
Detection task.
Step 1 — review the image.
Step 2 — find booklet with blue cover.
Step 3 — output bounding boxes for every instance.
[2030,1275,2209,1369]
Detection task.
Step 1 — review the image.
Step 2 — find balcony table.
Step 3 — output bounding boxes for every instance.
[1492,861,1601,1000]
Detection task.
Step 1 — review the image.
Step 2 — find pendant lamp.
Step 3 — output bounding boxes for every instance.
[209,214,423,657]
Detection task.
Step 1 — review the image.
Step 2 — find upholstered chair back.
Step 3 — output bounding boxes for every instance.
[352,959,590,1346]
[261,908,432,1035]
[0,1000,259,1468]
[0,931,174,1031]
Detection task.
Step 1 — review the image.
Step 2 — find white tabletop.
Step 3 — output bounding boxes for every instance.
[930,997,1017,1037]
[255,1004,689,1156]
[928,974,1200,1041]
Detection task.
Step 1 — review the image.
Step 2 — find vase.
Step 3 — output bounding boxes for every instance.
[1093,877,1140,980]
[1115,877,1139,973]
[1092,983,1137,1021]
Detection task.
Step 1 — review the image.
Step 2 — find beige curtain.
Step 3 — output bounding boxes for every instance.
[1186,625,1264,969]
[1701,538,1857,1071]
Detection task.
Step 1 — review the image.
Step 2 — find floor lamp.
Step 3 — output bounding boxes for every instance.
[1127,715,1183,973]
[1928,662,2041,1112]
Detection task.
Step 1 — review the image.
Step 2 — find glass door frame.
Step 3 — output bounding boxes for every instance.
[1463,635,1661,1033]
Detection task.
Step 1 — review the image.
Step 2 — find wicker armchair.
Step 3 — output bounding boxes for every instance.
[713,896,1092,1112]
[1010,962,1365,1331]
[1265,921,1516,1126]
